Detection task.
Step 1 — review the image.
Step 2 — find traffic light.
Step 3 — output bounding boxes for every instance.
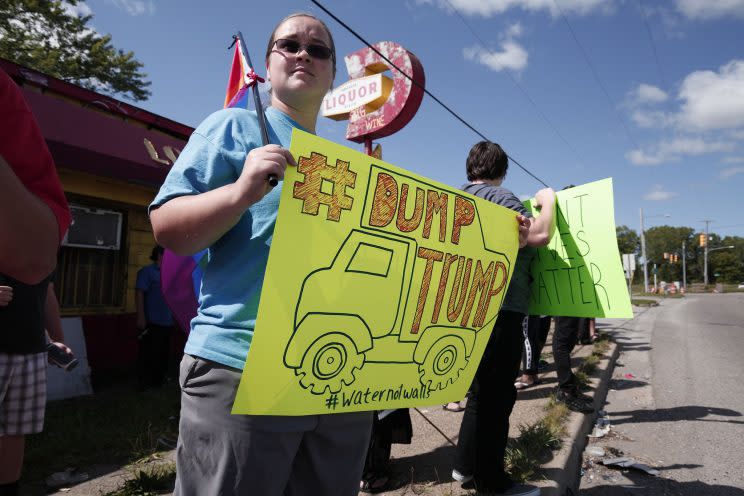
[699,233,707,247]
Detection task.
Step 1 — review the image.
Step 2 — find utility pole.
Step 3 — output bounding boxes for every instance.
[682,241,687,290]
[640,208,648,293]
[703,219,712,287]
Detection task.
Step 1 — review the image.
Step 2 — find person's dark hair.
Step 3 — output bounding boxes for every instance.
[466,141,509,181]
[265,13,336,80]
[150,245,164,262]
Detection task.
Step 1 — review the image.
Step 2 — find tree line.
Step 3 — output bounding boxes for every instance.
[616,225,744,285]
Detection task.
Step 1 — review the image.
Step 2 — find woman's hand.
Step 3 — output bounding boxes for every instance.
[234,145,297,208]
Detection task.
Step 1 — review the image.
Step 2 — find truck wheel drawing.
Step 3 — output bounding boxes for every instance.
[297,332,365,394]
[418,335,467,391]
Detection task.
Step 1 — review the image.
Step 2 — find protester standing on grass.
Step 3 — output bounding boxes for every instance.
[452,141,555,496]
[552,316,594,413]
[0,68,72,496]
[150,13,372,496]
[515,315,552,390]
[135,245,175,391]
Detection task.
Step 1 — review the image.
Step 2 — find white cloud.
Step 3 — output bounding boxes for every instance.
[626,138,735,165]
[625,60,744,134]
[463,22,528,73]
[675,0,744,19]
[719,166,744,178]
[464,41,528,72]
[636,84,668,104]
[505,22,523,37]
[644,185,677,201]
[106,0,154,16]
[722,156,744,164]
[677,60,744,130]
[62,1,93,17]
[631,110,674,128]
[419,0,608,17]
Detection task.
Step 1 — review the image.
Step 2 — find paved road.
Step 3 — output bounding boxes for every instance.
[581,293,744,495]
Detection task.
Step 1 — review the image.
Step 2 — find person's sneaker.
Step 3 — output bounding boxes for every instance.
[555,389,594,413]
[452,468,473,484]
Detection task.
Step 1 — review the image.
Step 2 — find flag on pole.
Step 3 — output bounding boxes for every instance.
[224,36,264,109]
[160,250,206,335]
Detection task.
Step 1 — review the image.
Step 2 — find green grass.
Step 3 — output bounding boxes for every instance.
[504,333,612,483]
[631,298,659,307]
[505,399,569,483]
[104,462,177,496]
[24,383,180,484]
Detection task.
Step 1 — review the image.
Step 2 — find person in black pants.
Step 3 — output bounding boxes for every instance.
[515,315,552,390]
[452,141,556,496]
[136,246,175,390]
[552,317,594,413]
[359,409,413,493]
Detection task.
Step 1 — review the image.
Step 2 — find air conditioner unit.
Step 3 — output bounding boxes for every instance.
[62,205,123,250]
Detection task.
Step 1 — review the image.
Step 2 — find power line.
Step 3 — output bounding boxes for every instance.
[635,0,668,90]
[309,0,550,188]
[552,0,641,151]
[443,0,587,168]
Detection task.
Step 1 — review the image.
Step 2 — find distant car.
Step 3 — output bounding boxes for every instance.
[739,282,744,289]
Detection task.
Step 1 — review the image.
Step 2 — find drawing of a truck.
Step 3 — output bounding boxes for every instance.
[283,222,510,395]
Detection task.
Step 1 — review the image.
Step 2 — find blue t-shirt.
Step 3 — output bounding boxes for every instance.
[135,264,174,326]
[150,107,303,370]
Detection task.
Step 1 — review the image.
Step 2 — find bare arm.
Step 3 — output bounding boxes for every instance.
[150,145,295,256]
[526,188,556,247]
[0,155,59,283]
[44,283,64,342]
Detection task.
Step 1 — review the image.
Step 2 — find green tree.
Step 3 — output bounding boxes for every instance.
[644,226,695,283]
[709,235,744,284]
[0,0,150,101]
[616,225,640,255]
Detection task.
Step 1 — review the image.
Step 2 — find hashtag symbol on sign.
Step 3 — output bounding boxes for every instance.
[325,394,339,410]
[293,152,357,222]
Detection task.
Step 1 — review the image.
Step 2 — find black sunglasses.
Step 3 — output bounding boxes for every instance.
[273,38,333,60]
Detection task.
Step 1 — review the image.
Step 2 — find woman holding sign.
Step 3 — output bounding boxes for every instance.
[150,13,372,496]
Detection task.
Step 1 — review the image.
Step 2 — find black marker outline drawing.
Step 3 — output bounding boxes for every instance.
[283,164,513,396]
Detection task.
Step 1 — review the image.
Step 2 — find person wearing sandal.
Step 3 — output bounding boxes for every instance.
[359,410,413,493]
[444,400,466,412]
[515,315,551,390]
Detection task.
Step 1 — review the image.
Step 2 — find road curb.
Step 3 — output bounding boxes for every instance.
[537,339,620,496]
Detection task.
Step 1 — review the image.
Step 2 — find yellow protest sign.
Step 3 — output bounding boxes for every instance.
[233,129,519,415]
[526,178,632,318]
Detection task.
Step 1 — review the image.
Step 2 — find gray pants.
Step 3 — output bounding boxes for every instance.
[175,354,373,496]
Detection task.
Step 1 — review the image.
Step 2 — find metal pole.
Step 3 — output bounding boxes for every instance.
[682,241,687,290]
[235,31,277,186]
[653,263,657,292]
[640,208,648,293]
[703,220,710,286]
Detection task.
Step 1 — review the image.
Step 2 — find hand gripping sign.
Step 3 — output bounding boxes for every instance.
[322,41,425,144]
[233,130,519,415]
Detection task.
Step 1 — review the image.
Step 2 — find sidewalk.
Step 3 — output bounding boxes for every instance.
[366,330,619,496]
[44,325,620,496]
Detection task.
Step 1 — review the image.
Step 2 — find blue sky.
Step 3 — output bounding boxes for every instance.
[68,0,744,237]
